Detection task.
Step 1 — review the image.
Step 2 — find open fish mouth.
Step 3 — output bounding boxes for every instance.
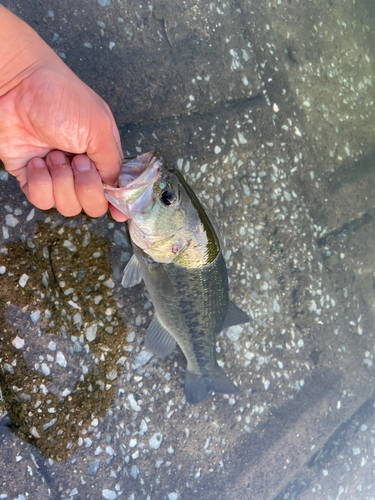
[103,151,162,217]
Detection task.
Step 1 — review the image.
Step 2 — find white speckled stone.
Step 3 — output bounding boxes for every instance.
[128,394,142,412]
[5,214,19,227]
[149,432,163,450]
[226,325,243,342]
[56,351,67,367]
[102,490,117,500]
[103,278,115,289]
[130,465,139,479]
[12,336,24,349]
[63,240,77,252]
[134,350,153,368]
[30,310,41,323]
[19,274,29,288]
[85,323,98,342]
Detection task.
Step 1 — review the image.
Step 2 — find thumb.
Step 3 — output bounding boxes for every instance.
[86,112,123,186]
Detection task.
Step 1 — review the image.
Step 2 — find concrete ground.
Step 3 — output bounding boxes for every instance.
[0,0,374,499]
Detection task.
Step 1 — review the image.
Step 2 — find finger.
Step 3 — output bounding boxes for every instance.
[71,155,108,217]
[109,204,128,222]
[26,157,54,210]
[86,109,123,186]
[46,150,82,217]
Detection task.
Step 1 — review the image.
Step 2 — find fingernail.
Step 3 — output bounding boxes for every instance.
[73,155,93,172]
[49,150,68,165]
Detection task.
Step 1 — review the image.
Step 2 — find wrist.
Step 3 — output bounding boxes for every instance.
[0,6,56,96]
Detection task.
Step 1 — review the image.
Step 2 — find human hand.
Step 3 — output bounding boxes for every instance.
[0,7,127,221]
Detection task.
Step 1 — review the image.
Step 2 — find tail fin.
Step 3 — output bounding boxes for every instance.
[185,366,240,404]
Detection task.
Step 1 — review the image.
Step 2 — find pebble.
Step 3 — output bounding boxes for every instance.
[82,232,91,247]
[56,351,67,367]
[103,278,115,289]
[0,266,5,274]
[272,299,280,313]
[130,465,139,480]
[4,363,14,374]
[63,240,77,252]
[102,490,117,500]
[68,301,81,310]
[106,369,118,381]
[30,310,41,323]
[41,363,51,376]
[19,274,29,288]
[88,462,100,476]
[94,295,103,305]
[128,394,142,412]
[134,350,153,368]
[12,336,25,349]
[127,331,136,342]
[73,313,82,324]
[5,214,19,227]
[43,418,57,431]
[149,432,163,450]
[48,341,56,351]
[85,323,98,342]
[26,208,35,221]
[114,229,129,247]
[30,427,40,439]
[226,325,243,341]
[139,420,148,435]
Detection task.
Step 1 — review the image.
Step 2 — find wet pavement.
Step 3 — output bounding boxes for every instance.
[1,0,375,499]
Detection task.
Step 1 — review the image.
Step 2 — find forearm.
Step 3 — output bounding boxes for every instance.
[0,5,55,96]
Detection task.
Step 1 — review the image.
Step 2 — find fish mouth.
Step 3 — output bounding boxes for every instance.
[103,151,161,217]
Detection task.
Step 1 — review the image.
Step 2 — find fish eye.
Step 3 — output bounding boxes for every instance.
[160,189,177,206]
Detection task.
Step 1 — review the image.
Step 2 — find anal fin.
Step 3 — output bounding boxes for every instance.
[145,313,176,358]
[222,300,251,330]
[121,254,142,288]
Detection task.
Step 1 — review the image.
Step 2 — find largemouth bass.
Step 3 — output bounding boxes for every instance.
[104,151,250,404]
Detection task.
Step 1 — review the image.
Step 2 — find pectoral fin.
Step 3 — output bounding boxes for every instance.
[222,300,251,330]
[148,262,174,293]
[145,313,176,358]
[121,254,142,288]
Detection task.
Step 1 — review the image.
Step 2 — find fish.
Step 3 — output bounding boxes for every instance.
[103,151,250,404]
